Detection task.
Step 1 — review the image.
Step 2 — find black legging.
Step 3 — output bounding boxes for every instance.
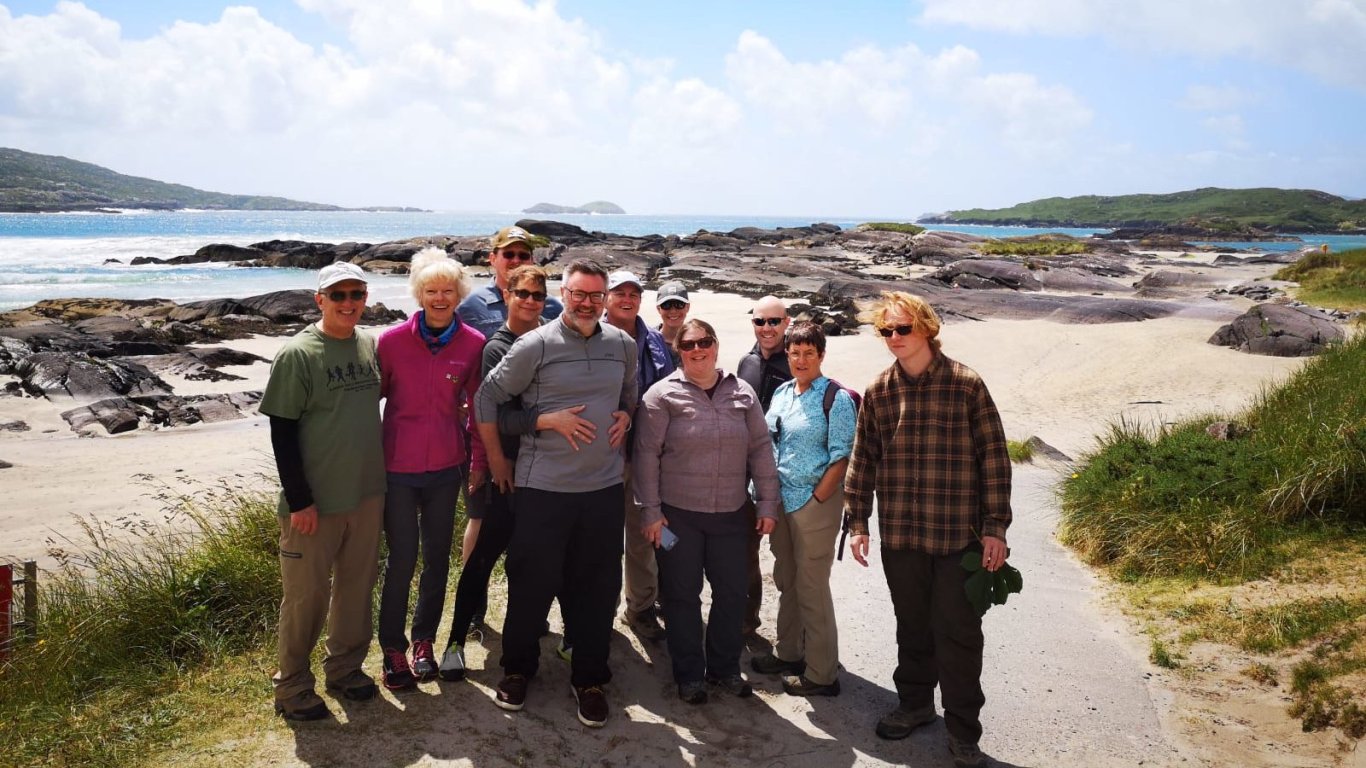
[447,482,515,647]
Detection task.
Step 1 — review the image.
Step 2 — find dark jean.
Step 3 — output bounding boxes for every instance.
[656,503,749,684]
[882,546,987,745]
[377,476,461,651]
[447,481,515,646]
[499,484,624,688]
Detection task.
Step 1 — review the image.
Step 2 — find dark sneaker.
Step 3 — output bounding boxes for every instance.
[274,689,330,721]
[572,684,609,727]
[782,674,841,697]
[948,734,987,768]
[750,653,806,676]
[411,639,438,681]
[382,647,416,691]
[438,645,467,682]
[678,680,708,705]
[495,674,527,711]
[325,669,378,701]
[705,673,753,698]
[876,704,937,740]
[624,608,665,642]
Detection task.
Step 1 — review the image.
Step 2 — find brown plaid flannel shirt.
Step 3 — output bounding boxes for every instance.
[844,353,1012,553]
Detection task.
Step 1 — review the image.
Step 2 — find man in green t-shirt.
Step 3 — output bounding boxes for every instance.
[260,261,387,721]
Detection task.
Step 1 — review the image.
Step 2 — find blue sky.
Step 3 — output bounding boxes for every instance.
[1,1,1363,216]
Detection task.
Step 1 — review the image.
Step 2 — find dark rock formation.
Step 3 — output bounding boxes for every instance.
[1208,303,1345,356]
[0,420,29,432]
[930,260,1044,291]
[1024,436,1072,463]
[1132,270,1228,298]
[16,351,170,400]
[60,391,263,434]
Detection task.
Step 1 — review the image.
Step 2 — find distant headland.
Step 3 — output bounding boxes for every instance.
[522,201,625,214]
[919,187,1366,237]
[0,147,422,213]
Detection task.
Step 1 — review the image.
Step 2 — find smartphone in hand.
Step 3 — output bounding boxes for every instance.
[659,525,679,551]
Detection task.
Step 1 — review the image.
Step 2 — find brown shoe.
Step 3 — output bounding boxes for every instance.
[274,689,330,721]
[325,669,378,701]
[573,684,609,727]
[495,674,528,711]
[876,703,937,740]
[624,608,665,642]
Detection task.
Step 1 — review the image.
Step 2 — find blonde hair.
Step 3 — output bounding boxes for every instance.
[409,247,472,304]
[856,291,943,353]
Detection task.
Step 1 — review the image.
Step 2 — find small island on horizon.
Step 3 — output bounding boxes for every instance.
[522,200,626,215]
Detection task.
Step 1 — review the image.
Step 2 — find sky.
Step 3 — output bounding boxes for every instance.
[1,0,1363,217]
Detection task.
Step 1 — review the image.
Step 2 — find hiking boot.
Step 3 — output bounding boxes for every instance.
[678,680,708,705]
[325,669,378,701]
[624,608,665,642]
[782,674,841,697]
[556,640,574,663]
[750,653,806,676]
[494,674,527,711]
[274,689,330,721]
[572,684,609,727]
[438,645,467,682]
[875,703,937,740]
[382,647,416,691]
[948,734,987,768]
[411,639,438,681]
[705,673,753,698]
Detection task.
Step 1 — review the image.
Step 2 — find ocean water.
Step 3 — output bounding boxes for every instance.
[0,210,1360,312]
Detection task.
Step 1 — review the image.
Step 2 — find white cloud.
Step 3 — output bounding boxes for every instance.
[1180,84,1259,112]
[920,0,1366,89]
[628,78,742,151]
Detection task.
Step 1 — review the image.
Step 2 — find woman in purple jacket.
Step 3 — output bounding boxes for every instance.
[376,247,487,690]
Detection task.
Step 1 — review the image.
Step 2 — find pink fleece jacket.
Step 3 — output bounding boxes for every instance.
[378,313,488,474]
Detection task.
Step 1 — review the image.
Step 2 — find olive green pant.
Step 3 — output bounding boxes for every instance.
[770,490,843,685]
[272,494,384,702]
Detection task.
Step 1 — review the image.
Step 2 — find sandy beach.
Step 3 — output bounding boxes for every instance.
[0,257,1334,766]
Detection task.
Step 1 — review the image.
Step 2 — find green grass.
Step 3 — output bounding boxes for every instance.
[859,221,925,235]
[979,239,1092,256]
[1149,637,1180,668]
[1058,331,1366,580]
[1273,247,1366,310]
[1007,439,1034,463]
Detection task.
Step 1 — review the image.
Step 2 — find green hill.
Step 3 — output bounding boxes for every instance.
[923,187,1366,234]
[0,147,363,212]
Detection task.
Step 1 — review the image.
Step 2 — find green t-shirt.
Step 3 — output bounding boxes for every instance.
[260,325,385,516]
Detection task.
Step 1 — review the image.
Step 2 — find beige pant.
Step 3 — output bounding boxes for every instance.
[273,494,384,701]
[622,464,659,615]
[770,489,843,685]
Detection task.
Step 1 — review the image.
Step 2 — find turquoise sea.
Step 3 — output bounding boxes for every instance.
[1,210,1362,312]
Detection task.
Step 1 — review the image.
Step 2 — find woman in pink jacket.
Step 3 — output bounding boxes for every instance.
[376,247,486,690]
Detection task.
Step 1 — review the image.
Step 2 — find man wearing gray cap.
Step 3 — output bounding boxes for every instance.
[458,225,564,338]
[653,281,690,364]
[260,261,386,721]
[605,270,676,642]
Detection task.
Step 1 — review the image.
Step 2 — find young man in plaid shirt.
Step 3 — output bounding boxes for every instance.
[844,291,1012,768]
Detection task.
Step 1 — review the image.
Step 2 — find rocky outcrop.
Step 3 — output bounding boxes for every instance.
[1208,303,1345,356]
[929,260,1044,291]
[59,391,263,434]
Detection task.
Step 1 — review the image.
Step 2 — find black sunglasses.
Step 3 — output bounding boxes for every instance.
[325,289,367,302]
[677,337,716,351]
[659,301,687,311]
[878,324,915,337]
[500,250,534,261]
[511,288,547,302]
[752,317,784,327]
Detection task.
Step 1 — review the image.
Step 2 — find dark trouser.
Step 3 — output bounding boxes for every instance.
[448,481,516,647]
[377,477,461,650]
[744,498,763,633]
[882,546,986,745]
[500,484,624,688]
[657,504,749,684]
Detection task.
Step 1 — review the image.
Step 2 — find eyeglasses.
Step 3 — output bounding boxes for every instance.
[878,325,915,338]
[500,249,534,261]
[324,289,367,302]
[752,317,784,327]
[677,337,716,352]
[566,289,607,304]
[511,288,547,302]
[659,301,687,311]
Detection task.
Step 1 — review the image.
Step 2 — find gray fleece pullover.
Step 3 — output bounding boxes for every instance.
[474,317,638,493]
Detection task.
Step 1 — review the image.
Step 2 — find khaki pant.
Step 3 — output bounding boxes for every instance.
[770,490,842,685]
[273,494,384,701]
[622,464,659,615]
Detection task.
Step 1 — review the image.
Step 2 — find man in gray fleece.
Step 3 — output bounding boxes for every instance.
[473,259,637,728]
